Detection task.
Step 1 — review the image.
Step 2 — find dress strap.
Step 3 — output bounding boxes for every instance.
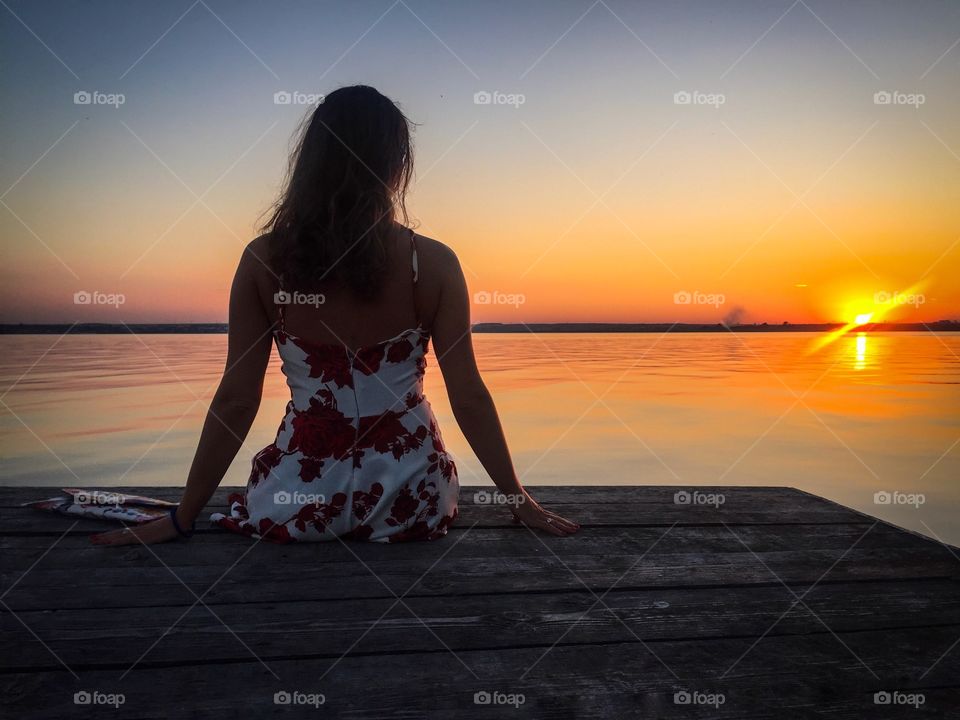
[276,276,287,332]
[409,228,419,284]
[409,229,421,326]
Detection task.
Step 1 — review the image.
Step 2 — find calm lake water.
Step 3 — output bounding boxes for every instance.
[1,332,958,545]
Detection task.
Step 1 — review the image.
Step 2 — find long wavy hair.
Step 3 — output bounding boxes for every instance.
[263,85,413,297]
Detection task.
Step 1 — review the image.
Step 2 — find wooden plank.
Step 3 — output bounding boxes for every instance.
[0,523,938,587]
[5,486,869,536]
[2,579,958,670]
[3,547,956,611]
[0,485,845,510]
[0,502,866,534]
[1,627,956,719]
[0,486,876,543]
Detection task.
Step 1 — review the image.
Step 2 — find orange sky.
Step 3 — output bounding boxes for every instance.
[1,1,958,324]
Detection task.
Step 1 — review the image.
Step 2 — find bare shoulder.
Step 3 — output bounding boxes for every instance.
[410,231,462,276]
[242,234,273,266]
[238,234,277,283]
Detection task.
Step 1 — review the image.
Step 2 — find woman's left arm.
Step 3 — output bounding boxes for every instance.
[92,245,275,545]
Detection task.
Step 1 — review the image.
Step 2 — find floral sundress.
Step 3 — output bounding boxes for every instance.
[211,231,459,543]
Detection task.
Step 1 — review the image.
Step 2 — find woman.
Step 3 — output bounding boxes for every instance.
[93,85,578,545]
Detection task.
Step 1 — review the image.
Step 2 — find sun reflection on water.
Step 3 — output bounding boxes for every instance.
[855,332,867,371]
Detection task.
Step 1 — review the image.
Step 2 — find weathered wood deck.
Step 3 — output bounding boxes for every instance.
[1,486,957,718]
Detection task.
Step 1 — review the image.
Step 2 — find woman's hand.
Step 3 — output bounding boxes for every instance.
[510,493,580,536]
[90,514,182,546]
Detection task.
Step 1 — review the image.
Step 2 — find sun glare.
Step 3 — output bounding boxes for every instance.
[808,281,928,356]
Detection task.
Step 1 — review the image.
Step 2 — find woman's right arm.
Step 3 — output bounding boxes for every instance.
[430,246,579,536]
[91,242,274,545]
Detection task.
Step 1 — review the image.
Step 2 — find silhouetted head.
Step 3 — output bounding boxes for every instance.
[264,85,413,296]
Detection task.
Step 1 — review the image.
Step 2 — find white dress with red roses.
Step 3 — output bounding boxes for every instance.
[210,232,459,543]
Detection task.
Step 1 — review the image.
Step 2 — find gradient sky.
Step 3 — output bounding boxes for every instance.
[1,0,958,324]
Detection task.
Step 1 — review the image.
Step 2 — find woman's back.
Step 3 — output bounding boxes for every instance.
[254,226,437,351]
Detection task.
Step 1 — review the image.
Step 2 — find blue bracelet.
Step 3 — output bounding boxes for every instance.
[169,506,195,539]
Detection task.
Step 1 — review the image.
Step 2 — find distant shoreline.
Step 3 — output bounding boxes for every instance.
[2,321,958,335]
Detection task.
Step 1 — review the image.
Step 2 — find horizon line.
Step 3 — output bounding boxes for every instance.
[2,320,958,335]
